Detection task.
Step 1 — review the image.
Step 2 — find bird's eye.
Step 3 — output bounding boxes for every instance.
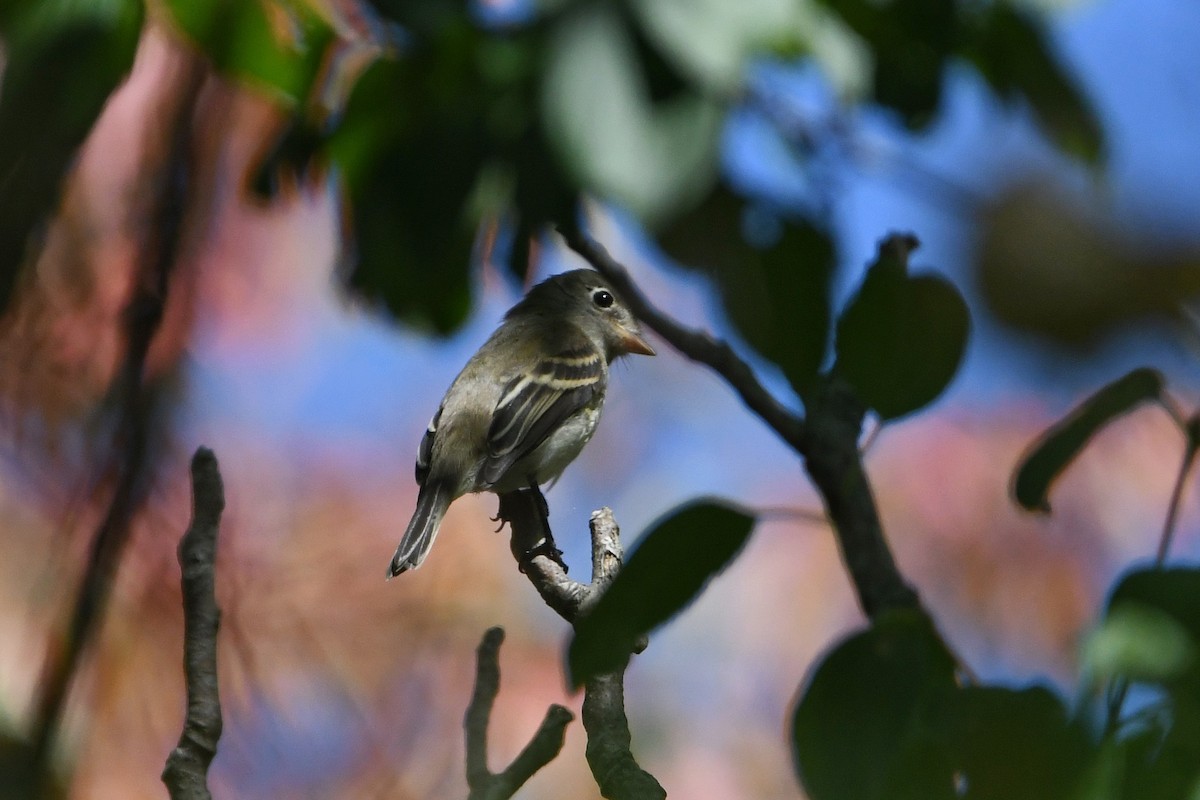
[592,289,614,309]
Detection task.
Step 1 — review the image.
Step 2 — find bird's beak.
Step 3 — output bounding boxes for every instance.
[620,326,656,356]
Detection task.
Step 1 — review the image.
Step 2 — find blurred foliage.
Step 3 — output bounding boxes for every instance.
[12,0,1192,798]
[0,0,143,314]
[976,185,1200,347]
[0,0,1104,337]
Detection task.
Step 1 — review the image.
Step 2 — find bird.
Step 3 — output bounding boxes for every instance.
[387,268,655,577]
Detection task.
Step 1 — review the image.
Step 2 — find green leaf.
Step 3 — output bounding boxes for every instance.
[341,140,481,333]
[630,0,802,94]
[541,5,721,225]
[160,0,333,104]
[0,0,143,313]
[1107,568,1200,651]
[1096,568,1200,798]
[791,611,958,800]
[1083,603,1196,686]
[961,5,1103,164]
[833,234,969,420]
[567,501,754,687]
[328,34,490,333]
[1012,368,1164,513]
[947,686,1091,800]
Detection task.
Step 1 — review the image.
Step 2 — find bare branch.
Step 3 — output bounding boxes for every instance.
[801,376,919,616]
[558,224,806,452]
[497,491,665,800]
[162,447,227,800]
[464,627,574,800]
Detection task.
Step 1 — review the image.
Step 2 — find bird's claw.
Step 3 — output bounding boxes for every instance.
[518,539,568,574]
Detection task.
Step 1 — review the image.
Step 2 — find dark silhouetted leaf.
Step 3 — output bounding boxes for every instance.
[567,501,754,687]
[656,181,748,274]
[0,0,143,313]
[834,234,969,420]
[961,5,1103,164]
[1013,368,1164,513]
[792,611,958,800]
[947,686,1091,800]
[831,0,957,128]
[1095,568,1200,797]
[329,27,493,332]
[757,222,835,396]
[341,135,482,333]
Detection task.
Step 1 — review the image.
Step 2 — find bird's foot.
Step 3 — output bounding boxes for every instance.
[519,538,568,574]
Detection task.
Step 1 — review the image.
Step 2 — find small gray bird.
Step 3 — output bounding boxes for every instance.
[388,269,655,577]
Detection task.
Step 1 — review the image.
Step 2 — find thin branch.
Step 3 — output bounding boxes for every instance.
[497,491,665,800]
[162,447,227,800]
[558,224,806,452]
[1156,421,1200,564]
[561,225,921,619]
[464,627,574,800]
[800,375,920,616]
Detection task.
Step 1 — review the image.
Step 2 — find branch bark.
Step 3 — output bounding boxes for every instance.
[464,627,574,800]
[498,489,665,800]
[559,225,921,619]
[162,447,227,800]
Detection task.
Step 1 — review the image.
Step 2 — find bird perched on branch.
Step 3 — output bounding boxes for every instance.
[388,269,655,577]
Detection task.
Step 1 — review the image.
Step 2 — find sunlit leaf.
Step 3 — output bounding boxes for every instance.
[834,235,969,420]
[792,611,958,800]
[160,0,333,104]
[541,5,720,224]
[1083,604,1196,686]
[1108,568,1200,649]
[1012,368,1164,513]
[567,501,754,687]
[631,0,801,93]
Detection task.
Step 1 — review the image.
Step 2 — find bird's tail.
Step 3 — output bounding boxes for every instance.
[388,483,452,578]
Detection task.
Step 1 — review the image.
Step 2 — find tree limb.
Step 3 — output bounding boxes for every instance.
[498,490,665,799]
[464,627,574,800]
[559,225,921,619]
[557,224,806,452]
[162,447,227,800]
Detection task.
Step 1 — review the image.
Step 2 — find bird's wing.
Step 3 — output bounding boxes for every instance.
[481,342,602,487]
[415,406,441,485]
